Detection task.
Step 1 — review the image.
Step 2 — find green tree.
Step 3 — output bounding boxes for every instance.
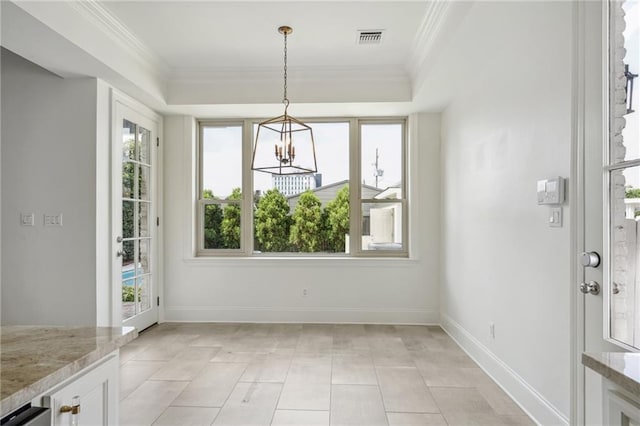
[324,185,350,252]
[221,188,242,249]
[255,189,290,252]
[203,189,224,248]
[290,191,323,252]
[627,187,640,198]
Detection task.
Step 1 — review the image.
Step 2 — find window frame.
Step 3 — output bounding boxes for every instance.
[196,117,408,258]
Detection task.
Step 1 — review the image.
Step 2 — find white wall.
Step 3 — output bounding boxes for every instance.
[433,2,572,425]
[162,113,440,324]
[1,48,99,325]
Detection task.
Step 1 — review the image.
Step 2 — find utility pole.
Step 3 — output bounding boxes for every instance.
[372,148,384,188]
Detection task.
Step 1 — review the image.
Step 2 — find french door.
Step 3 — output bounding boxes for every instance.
[113,97,159,331]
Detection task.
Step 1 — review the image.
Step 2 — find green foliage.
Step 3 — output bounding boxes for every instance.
[221,188,242,249]
[255,189,291,252]
[289,191,323,252]
[122,286,140,302]
[627,188,640,198]
[324,186,350,252]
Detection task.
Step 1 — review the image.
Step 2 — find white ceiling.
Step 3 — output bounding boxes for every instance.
[101,1,430,71]
[1,1,470,115]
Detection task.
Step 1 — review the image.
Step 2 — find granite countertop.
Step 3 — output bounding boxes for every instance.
[0,326,137,417]
[583,352,640,395]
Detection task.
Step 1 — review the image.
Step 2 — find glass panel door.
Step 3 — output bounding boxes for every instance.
[121,119,154,323]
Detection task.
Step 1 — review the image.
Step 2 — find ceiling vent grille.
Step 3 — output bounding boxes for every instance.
[358,30,384,45]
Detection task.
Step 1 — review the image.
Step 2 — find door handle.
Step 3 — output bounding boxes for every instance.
[580,251,601,268]
[116,250,125,257]
[580,281,600,295]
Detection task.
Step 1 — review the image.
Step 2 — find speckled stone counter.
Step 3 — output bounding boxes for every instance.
[0,326,137,417]
[583,352,640,396]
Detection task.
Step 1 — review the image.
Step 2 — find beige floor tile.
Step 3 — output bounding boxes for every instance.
[152,406,220,425]
[376,367,439,413]
[133,334,200,361]
[212,350,260,363]
[151,346,219,381]
[120,343,149,364]
[120,360,167,400]
[120,380,189,426]
[386,412,448,426]
[277,382,331,410]
[417,364,493,388]
[239,353,292,383]
[430,387,507,426]
[330,384,388,426]
[286,355,332,383]
[478,382,527,416]
[332,354,377,385]
[497,415,536,425]
[171,362,247,407]
[271,410,330,426]
[212,382,282,425]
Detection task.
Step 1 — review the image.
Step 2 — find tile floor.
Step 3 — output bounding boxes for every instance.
[119,323,535,426]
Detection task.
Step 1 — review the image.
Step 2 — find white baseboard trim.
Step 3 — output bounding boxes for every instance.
[440,313,569,426]
[164,306,438,325]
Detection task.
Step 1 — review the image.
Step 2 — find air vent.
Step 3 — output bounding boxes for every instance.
[358,30,384,45]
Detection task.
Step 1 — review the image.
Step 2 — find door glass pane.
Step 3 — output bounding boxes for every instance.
[122,278,135,320]
[137,275,151,312]
[122,162,135,199]
[122,201,135,239]
[123,120,136,161]
[122,240,134,266]
[139,165,150,200]
[139,126,151,165]
[138,239,150,274]
[610,166,640,346]
[138,202,150,237]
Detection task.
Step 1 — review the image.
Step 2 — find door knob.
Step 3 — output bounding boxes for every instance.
[116,235,123,243]
[116,250,125,257]
[580,251,601,268]
[580,281,600,295]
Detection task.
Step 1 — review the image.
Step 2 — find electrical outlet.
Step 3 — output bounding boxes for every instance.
[302,288,308,297]
[489,322,495,339]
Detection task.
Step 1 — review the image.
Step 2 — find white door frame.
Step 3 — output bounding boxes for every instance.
[110,89,163,329]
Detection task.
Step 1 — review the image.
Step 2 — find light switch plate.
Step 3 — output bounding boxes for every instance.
[44,214,63,227]
[20,213,34,227]
[549,207,562,228]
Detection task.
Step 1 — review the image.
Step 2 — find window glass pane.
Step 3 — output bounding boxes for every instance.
[139,165,150,200]
[361,123,403,193]
[138,239,150,274]
[613,1,640,163]
[122,278,135,320]
[202,125,242,199]
[610,166,640,346]
[122,120,136,161]
[137,275,151,312]
[361,201,403,251]
[122,240,134,265]
[138,202,150,237]
[252,122,349,253]
[203,202,242,249]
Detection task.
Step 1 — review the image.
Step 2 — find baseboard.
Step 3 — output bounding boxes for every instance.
[164,305,438,325]
[440,313,569,426]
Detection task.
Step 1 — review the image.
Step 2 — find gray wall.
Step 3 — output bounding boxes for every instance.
[1,48,98,325]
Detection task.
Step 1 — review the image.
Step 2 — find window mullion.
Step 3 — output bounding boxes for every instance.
[243,119,254,255]
[350,118,361,256]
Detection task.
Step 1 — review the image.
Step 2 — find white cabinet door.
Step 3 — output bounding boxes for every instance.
[34,353,119,426]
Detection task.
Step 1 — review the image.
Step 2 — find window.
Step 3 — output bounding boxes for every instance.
[197,118,407,257]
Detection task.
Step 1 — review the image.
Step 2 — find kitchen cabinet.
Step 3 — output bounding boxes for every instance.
[32,352,118,426]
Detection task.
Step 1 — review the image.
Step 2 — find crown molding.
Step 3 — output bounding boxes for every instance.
[170,64,409,83]
[406,0,451,80]
[66,0,170,79]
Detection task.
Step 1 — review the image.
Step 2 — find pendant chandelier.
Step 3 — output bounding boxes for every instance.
[251,26,318,175]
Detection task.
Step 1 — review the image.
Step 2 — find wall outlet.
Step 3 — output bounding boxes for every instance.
[20,213,34,226]
[44,213,63,227]
[489,322,495,339]
[302,288,308,297]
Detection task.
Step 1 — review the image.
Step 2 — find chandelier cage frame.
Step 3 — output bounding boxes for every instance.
[251,25,318,176]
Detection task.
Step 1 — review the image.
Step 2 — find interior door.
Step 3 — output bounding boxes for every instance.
[580,1,636,424]
[113,99,159,331]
